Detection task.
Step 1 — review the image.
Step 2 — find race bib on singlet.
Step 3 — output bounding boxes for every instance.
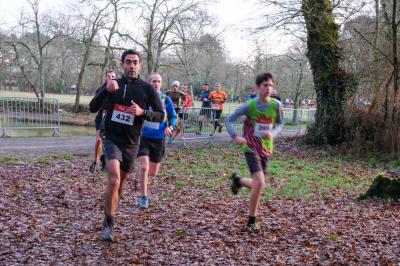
[111,104,134,125]
[143,120,160,130]
[174,103,178,108]
[254,116,273,137]
[212,103,220,110]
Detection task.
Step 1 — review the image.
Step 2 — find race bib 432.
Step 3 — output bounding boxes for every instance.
[111,104,134,125]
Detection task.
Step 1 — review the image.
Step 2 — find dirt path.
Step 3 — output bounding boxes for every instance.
[0,130,304,158]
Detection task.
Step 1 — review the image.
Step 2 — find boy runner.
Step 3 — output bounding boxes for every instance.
[225,72,283,233]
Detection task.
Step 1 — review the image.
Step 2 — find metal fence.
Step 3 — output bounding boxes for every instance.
[0,97,60,137]
[175,104,316,146]
[178,107,216,147]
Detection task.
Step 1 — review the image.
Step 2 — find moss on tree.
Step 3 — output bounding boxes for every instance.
[302,0,357,145]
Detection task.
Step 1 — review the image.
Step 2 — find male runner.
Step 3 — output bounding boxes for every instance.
[166,80,185,142]
[89,49,164,242]
[196,82,211,135]
[209,82,227,133]
[90,70,116,173]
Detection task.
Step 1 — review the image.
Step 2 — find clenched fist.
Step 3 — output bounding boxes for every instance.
[129,101,144,116]
[106,74,119,93]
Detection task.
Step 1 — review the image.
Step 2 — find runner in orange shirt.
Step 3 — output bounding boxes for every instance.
[181,84,192,121]
[208,83,227,134]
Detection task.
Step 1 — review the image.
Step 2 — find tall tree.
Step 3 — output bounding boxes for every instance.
[302,0,356,144]
[6,0,65,98]
[73,1,109,112]
[119,0,205,76]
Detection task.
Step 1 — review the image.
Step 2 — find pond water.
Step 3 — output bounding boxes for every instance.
[1,125,96,137]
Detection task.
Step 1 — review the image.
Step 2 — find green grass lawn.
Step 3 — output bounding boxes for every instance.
[162,143,389,201]
[0,90,93,105]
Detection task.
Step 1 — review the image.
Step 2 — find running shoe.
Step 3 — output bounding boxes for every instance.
[100,155,106,172]
[231,172,242,195]
[246,223,261,234]
[89,161,97,173]
[139,196,149,209]
[101,223,114,242]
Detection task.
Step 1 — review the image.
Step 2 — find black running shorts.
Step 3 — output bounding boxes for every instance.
[137,137,165,163]
[244,151,268,174]
[102,139,139,173]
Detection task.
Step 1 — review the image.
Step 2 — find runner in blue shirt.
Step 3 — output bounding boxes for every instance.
[136,73,177,208]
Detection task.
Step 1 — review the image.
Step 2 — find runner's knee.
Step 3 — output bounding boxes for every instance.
[108,174,120,188]
[138,157,149,174]
[96,138,102,145]
[252,174,266,188]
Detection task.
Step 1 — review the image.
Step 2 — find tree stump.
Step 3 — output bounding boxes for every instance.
[358,171,400,200]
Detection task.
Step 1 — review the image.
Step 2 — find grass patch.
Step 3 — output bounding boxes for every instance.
[175,181,186,189]
[33,155,59,165]
[11,191,21,198]
[162,144,378,200]
[63,153,76,161]
[327,234,339,242]
[176,229,188,237]
[0,156,18,165]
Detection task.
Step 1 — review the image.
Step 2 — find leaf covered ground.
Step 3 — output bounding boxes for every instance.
[1,139,399,265]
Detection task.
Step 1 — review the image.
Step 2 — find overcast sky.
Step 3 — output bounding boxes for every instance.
[0,0,292,60]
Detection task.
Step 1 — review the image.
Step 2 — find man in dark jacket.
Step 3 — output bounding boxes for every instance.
[89,49,164,242]
[196,82,211,134]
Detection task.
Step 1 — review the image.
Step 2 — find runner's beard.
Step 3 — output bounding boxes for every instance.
[125,70,138,80]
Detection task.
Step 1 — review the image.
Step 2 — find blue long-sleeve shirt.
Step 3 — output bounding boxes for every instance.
[199,90,211,108]
[141,92,176,139]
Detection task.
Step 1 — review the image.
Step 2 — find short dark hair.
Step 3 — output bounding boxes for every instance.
[255,72,274,86]
[121,49,141,63]
[106,70,116,75]
[203,82,209,86]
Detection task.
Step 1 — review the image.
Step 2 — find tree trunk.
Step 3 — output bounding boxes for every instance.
[292,62,304,125]
[10,44,40,98]
[391,0,399,124]
[358,171,400,201]
[74,44,91,113]
[302,0,356,145]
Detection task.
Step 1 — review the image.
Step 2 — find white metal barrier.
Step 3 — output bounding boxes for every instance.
[178,107,216,147]
[174,104,316,146]
[0,97,60,137]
